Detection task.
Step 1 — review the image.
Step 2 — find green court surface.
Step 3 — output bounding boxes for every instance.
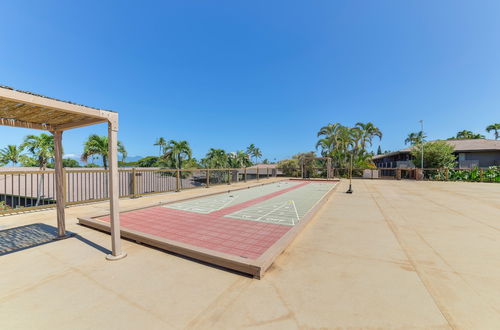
[225,182,334,225]
[162,181,302,214]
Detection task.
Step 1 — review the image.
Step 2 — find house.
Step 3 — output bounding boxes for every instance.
[373,139,500,169]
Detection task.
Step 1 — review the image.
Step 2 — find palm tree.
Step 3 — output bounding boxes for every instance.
[486,123,500,140]
[450,130,485,140]
[81,134,126,169]
[22,134,55,169]
[22,134,56,206]
[246,144,256,164]
[252,147,262,164]
[154,137,167,156]
[355,122,382,152]
[405,131,426,145]
[228,151,252,168]
[0,145,23,166]
[162,140,192,169]
[316,122,380,169]
[202,148,229,168]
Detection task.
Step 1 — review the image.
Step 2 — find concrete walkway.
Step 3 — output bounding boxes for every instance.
[0,179,499,329]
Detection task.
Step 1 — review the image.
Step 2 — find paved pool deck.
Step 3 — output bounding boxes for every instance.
[1,178,499,329]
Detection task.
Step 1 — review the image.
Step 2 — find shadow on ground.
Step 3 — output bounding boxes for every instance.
[0,223,110,256]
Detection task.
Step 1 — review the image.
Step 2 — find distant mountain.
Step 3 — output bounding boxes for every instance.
[62,154,145,166]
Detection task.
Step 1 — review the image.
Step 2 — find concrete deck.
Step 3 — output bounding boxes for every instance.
[1,179,499,329]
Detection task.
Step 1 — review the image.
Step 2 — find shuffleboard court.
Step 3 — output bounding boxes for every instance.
[78,179,338,278]
[163,181,302,214]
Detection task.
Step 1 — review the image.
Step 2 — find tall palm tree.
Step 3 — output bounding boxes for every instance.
[22,134,55,169]
[162,140,192,169]
[22,133,56,206]
[252,147,262,164]
[0,145,23,166]
[355,122,383,152]
[486,123,500,140]
[154,137,167,156]
[246,144,256,164]
[405,131,426,145]
[81,134,126,169]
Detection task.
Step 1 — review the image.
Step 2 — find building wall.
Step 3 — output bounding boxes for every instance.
[464,151,500,167]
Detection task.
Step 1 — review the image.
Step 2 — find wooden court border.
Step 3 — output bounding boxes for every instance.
[78,179,339,279]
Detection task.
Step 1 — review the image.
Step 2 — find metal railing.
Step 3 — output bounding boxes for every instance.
[0,167,276,215]
[279,166,500,182]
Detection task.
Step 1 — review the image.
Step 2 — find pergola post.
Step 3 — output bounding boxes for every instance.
[53,130,66,238]
[106,116,126,260]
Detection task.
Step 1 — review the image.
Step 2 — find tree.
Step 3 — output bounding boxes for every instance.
[0,145,23,166]
[405,131,426,146]
[246,144,262,164]
[137,156,159,167]
[81,134,126,169]
[377,146,382,155]
[21,133,56,206]
[21,133,55,169]
[162,140,192,169]
[19,155,38,167]
[228,151,252,168]
[411,141,456,168]
[355,122,382,152]
[202,148,229,168]
[62,158,81,168]
[448,130,485,140]
[316,122,380,169]
[277,158,300,177]
[154,137,167,156]
[182,157,200,169]
[486,123,500,140]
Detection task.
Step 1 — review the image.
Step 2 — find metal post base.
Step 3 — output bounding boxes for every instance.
[346,184,353,194]
[106,252,127,261]
[53,232,76,240]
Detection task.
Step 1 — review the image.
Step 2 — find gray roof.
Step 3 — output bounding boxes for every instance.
[373,139,500,160]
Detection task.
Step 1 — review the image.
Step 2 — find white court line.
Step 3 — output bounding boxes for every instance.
[215,195,239,211]
[290,200,300,225]
[255,200,291,221]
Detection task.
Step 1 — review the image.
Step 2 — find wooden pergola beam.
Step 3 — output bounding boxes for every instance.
[0,117,54,131]
[54,117,107,131]
[0,87,114,121]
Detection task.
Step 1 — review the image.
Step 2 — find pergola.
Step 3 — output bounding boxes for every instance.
[0,86,126,260]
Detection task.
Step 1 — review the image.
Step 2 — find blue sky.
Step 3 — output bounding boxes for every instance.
[1,1,499,162]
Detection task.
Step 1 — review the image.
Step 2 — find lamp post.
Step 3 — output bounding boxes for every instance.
[346,152,353,194]
[419,120,424,170]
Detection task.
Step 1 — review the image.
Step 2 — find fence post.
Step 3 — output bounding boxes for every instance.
[480,169,484,182]
[176,169,181,192]
[267,167,270,179]
[244,167,247,182]
[206,169,210,187]
[445,168,449,181]
[371,169,374,179]
[227,169,231,185]
[132,168,137,197]
[62,168,67,204]
[256,167,259,181]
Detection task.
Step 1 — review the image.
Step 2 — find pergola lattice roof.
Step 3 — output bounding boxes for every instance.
[0,85,116,131]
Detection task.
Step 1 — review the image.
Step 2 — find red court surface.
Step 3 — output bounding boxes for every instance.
[98,181,310,259]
